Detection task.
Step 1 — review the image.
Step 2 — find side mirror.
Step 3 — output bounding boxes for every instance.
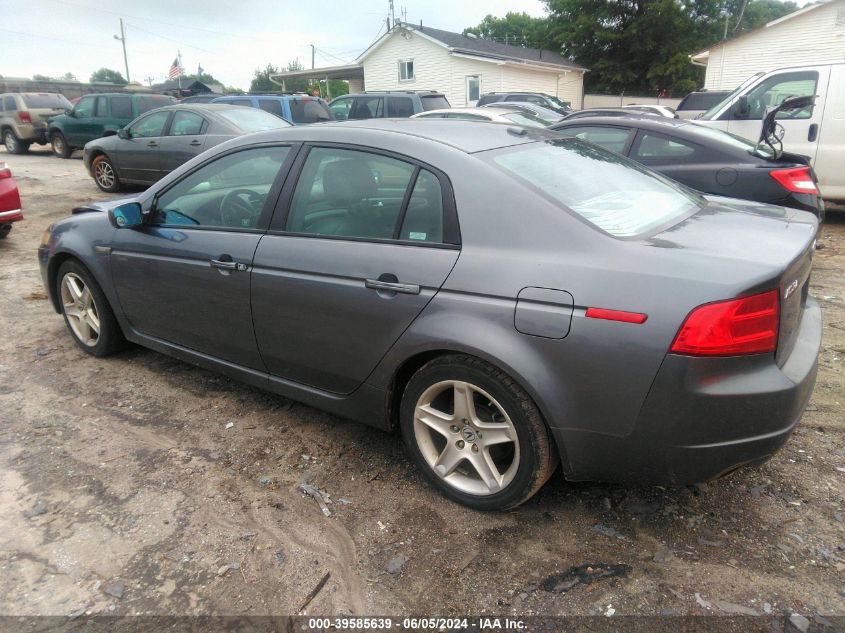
[733,95,749,118]
[117,128,130,140]
[66,108,76,117]
[108,202,143,229]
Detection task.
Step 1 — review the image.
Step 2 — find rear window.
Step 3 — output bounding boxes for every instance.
[23,93,71,109]
[138,95,176,114]
[217,107,292,131]
[288,98,331,123]
[420,95,449,111]
[487,139,700,238]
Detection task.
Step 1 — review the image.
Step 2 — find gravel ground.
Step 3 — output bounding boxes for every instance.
[1,146,843,625]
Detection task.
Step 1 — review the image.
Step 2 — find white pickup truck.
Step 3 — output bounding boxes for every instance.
[695,62,845,202]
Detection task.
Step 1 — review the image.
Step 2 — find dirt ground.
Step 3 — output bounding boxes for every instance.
[1,146,843,624]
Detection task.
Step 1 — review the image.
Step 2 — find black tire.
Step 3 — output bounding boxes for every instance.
[51,131,72,158]
[91,154,122,192]
[3,129,29,154]
[56,259,128,356]
[400,354,559,511]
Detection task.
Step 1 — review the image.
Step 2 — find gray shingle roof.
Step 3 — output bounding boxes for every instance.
[404,23,586,71]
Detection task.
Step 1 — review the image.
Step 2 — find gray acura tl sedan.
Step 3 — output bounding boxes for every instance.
[83,103,292,193]
[38,120,821,510]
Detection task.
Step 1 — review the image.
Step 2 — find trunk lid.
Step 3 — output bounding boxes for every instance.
[649,196,817,366]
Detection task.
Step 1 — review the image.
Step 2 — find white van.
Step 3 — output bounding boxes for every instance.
[695,62,845,201]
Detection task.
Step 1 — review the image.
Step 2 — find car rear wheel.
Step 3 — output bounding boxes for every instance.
[92,154,121,192]
[51,131,72,158]
[400,354,559,510]
[4,129,29,154]
[57,260,127,356]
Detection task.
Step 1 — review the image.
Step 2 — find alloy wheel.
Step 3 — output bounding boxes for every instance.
[413,380,520,496]
[94,159,115,189]
[52,134,65,155]
[4,131,17,153]
[60,273,100,347]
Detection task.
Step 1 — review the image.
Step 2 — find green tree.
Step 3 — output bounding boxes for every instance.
[32,74,51,80]
[250,63,281,92]
[90,68,127,85]
[463,12,551,48]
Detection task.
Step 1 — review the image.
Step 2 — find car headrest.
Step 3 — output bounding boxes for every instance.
[323,159,376,204]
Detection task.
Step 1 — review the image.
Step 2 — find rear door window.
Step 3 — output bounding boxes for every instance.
[633,132,697,160]
[560,126,633,154]
[169,111,206,136]
[399,170,444,243]
[138,95,175,114]
[388,97,415,117]
[349,96,383,119]
[286,147,415,240]
[329,97,353,120]
[110,96,133,118]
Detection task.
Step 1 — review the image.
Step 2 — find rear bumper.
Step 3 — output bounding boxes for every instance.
[554,297,822,484]
[10,123,47,143]
[0,208,23,223]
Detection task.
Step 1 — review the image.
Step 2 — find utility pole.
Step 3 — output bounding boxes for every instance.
[144,76,154,87]
[113,18,130,83]
[310,44,315,69]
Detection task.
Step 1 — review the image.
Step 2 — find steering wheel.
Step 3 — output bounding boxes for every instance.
[220,189,261,227]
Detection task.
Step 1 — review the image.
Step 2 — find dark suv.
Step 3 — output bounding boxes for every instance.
[476,92,571,115]
[47,93,175,158]
[328,91,449,120]
[211,94,332,124]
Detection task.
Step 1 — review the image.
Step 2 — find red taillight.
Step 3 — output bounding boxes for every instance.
[769,167,818,194]
[586,307,648,324]
[18,111,32,124]
[671,290,780,356]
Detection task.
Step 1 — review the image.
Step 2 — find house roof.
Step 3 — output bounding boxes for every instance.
[359,22,587,72]
[151,79,216,93]
[691,0,844,62]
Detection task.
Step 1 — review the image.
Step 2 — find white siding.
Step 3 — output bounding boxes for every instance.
[702,0,845,89]
[361,30,585,107]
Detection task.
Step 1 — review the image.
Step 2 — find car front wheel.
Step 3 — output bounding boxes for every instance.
[57,260,127,356]
[400,354,559,510]
[92,154,121,192]
[4,129,29,154]
[51,131,72,158]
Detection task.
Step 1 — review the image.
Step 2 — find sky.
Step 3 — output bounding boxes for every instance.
[0,0,546,90]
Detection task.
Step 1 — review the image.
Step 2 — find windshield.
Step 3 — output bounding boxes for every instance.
[546,95,571,110]
[487,139,700,238]
[218,108,292,131]
[700,72,764,120]
[23,93,72,109]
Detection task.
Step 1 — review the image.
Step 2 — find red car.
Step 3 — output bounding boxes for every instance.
[0,161,23,238]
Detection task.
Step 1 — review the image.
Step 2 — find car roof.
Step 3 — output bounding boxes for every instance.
[155,103,262,113]
[552,115,758,152]
[239,118,558,153]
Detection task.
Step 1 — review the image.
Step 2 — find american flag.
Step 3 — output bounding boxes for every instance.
[168,58,183,80]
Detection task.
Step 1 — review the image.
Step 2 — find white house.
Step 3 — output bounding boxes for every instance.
[272,22,586,108]
[691,0,845,90]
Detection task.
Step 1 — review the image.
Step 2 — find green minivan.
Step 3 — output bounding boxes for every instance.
[47,93,176,158]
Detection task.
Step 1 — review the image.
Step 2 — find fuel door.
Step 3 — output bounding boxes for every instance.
[514,287,575,339]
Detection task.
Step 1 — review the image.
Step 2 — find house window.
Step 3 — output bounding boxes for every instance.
[466,75,481,104]
[398,60,415,82]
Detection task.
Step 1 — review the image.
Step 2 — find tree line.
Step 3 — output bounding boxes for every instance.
[463,0,798,96]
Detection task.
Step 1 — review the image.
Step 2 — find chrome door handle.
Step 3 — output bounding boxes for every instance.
[210,258,247,271]
[365,278,420,295]
[189,140,202,146]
